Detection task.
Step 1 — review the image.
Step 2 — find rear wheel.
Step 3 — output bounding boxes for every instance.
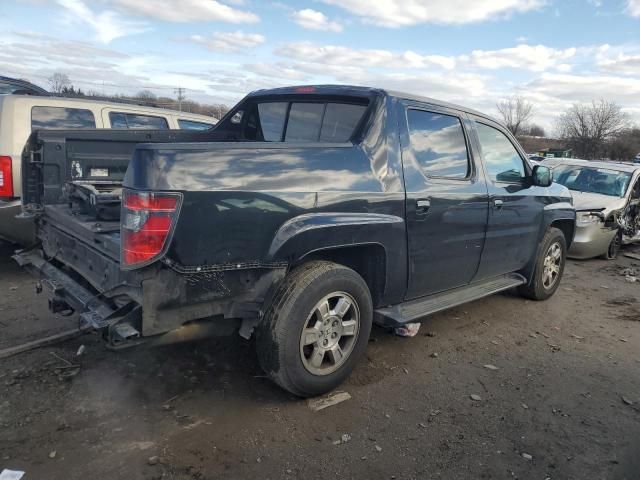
[518,227,566,301]
[256,261,373,397]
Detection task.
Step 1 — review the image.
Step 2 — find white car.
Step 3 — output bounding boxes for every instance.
[0,94,217,244]
[546,159,640,259]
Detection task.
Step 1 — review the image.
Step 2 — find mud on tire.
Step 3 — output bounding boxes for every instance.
[518,227,567,301]
[255,261,373,398]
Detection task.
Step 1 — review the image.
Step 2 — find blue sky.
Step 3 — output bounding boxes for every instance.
[1,0,639,130]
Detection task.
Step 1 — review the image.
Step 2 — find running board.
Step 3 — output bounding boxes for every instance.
[374,273,526,327]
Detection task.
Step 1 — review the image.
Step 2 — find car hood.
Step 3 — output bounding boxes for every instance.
[570,191,626,214]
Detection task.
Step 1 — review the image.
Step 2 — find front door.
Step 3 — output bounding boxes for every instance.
[400,104,489,300]
[470,118,546,279]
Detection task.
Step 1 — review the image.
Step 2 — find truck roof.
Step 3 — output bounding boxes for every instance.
[247,84,498,123]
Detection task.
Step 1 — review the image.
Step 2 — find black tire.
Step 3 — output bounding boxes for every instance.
[518,227,567,301]
[602,230,622,260]
[255,261,373,398]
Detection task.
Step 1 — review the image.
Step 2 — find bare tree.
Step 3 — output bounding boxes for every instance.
[47,72,71,94]
[135,90,157,101]
[496,96,535,136]
[556,99,629,159]
[525,124,546,137]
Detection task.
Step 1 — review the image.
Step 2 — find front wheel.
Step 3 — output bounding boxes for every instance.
[256,261,373,397]
[518,227,567,301]
[603,230,622,260]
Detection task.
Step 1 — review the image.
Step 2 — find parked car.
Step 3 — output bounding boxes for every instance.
[0,76,50,96]
[15,85,575,397]
[527,154,547,162]
[0,94,217,244]
[546,158,640,259]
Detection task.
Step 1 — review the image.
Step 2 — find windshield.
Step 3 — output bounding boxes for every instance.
[553,164,632,198]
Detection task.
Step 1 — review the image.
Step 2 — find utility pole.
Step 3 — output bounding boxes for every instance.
[174,87,186,111]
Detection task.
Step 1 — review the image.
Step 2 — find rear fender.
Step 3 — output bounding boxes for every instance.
[268,212,406,305]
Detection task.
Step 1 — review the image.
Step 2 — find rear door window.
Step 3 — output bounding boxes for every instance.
[177,119,214,130]
[406,109,470,179]
[108,112,169,129]
[31,106,95,130]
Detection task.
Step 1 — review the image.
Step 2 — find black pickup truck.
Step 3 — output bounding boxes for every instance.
[15,85,575,397]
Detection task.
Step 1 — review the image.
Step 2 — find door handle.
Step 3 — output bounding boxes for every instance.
[416,198,431,215]
[492,199,504,210]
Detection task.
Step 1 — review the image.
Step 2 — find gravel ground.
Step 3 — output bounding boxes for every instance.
[1,240,639,480]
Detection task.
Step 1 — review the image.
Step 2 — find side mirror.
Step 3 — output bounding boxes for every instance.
[532,165,552,187]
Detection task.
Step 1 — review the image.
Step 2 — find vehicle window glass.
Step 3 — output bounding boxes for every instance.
[319,103,366,142]
[109,112,128,128]
[285,103,324,142]
[31,107,95,130]
[476,123,525,183]
[257,102,287,141]
[406,110,469,179]
[109,112,168,130]
[177,119,214,130]
[552,165,632,198]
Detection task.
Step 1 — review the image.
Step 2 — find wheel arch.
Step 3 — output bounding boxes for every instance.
[295,243,387,308]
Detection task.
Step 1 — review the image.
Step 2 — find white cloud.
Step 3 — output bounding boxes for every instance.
[596,44,640,75]
[110,0,259,23]
[190,31,265,53]
[292,9,342,32]
[468,44,577,72]
[276,42,457,70]
[244,62,309,80]
[56,0,147,43]
[627,0,640,16]
[321,0,546,27]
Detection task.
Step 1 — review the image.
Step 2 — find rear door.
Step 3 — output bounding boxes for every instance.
[469,117,545,279]
[399,102,489,300]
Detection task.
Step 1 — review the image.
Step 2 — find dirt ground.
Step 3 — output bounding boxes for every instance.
[1,241,639,480]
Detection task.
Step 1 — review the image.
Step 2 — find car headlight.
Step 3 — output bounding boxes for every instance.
[576,212,603,225]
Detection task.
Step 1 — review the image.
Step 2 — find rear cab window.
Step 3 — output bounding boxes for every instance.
[109,112,169,129]
[31,106,95,130]
[217,96,368,143]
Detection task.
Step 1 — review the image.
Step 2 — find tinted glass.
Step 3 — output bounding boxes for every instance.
[109,112,128,128]
[178,119,214,130]
[257,102,287,141]
[109,112,168,130]
[319,103,366,142]
[407,110,469,179]
[285,103,324,142]
[476,123,525,183]
[31,107,95,130]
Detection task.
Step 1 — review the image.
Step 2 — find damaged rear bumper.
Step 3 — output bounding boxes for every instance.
[14,243,287,343]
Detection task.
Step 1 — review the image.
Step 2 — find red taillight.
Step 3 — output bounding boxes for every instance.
[121,190,181,268]
[0,156,14,199]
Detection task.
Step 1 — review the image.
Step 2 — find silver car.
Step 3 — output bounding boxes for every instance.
[546,159,640,259]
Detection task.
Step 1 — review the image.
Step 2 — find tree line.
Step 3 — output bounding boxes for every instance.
[496,94,639,161]
[47,72,230,120]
